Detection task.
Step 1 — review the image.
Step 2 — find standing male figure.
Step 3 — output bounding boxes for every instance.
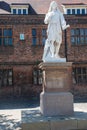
[42,1,69,61]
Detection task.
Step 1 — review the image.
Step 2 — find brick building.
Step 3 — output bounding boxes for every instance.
[0,0,87,98]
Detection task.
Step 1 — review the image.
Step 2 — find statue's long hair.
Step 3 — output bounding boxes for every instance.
[48,1,60,13]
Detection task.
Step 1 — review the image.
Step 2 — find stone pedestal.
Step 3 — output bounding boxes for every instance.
[39,62,73,116]
[40,92,73,116]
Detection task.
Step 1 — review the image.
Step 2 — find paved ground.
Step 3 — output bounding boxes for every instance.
[0,98,87,130]
[0,97,39,130]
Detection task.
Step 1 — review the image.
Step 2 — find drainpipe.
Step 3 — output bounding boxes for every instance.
[64,29,67,62]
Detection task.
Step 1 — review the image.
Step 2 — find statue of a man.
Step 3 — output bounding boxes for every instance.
[42,1,69,62]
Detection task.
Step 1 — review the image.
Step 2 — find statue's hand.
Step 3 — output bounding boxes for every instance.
[62,24,70,30]
[44,19,48,24]
[66,24,70,28]
[44,12,52,24]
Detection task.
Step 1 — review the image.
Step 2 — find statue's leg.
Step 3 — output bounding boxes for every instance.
[50,41,55,57]
[55,42,61,58]
[42,39,49,61]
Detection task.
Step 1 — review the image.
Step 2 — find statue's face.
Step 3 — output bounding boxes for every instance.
[51,2,57,11]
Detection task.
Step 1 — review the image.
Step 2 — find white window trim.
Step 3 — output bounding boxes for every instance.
[11,8,28,14]
[71,9,76,14]
[22,9,28,14]
[11,8,13,14]
[81,8,86,14]
[66,8,71,14]
[76,8,81,14]
[66,8,86,15]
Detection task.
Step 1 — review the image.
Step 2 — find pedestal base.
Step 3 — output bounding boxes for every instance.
[40,92,73,116]
[43,57,66,63]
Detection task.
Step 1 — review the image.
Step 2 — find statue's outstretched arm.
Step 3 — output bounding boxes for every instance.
[60,13,70,30]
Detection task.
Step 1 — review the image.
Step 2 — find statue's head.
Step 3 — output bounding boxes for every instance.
[48,1,58,12]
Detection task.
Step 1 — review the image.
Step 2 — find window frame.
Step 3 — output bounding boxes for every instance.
[18,9,21,15]
[12,8,28,15]
[67,9,71,14]
[66,8,86,15]
[13,9,16,14]
[77,9,80,14]
[73,67,87,84]
[23,9,27,14]
[0,69,13,87]
[72,9,76,15]
[33,69,42,85]
[82,8,86,14]
[0,28,13,46]
[71,28,87,45]
[32,28,37,45]
[42,29,47,45]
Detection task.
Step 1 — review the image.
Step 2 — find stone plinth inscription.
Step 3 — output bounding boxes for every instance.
[47,76,66,89]
[39,62,72,92]
[44,70,69,91]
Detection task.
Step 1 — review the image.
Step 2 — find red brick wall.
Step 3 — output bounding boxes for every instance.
[66,15,87,62]
[65,16,87,98]
[0,64,42,98]
[0,14,87,98]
